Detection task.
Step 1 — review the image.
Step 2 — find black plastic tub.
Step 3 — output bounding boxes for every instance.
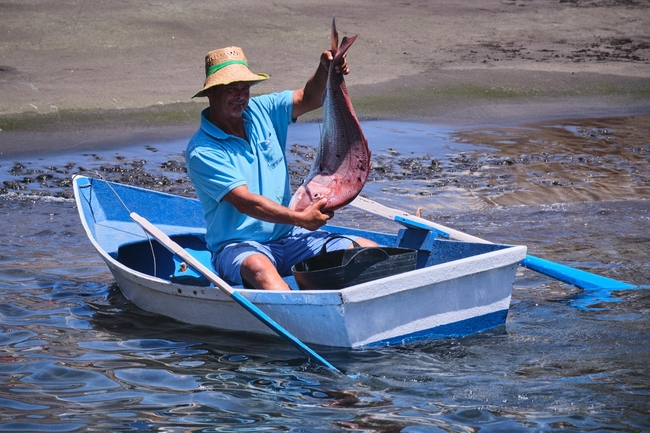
[292,246,417,290]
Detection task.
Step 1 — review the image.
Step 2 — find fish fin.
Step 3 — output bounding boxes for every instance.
[331,16,338,53]
[331,16,358,61]
[335,35,358,62]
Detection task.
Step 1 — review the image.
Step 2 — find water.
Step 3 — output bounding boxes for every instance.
[1,116,649,431]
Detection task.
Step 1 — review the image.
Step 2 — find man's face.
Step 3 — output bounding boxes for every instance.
[207,82,251,120]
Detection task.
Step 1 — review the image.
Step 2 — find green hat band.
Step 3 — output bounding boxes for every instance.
[206,59,249,78]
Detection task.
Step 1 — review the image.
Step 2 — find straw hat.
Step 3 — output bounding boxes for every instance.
[192,47,269,98]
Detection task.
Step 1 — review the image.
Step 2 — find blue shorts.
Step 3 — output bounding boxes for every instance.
[212,227,356,286]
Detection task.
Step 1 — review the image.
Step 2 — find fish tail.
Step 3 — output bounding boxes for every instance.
[331,15,358,61]
[331,15,338,53]
[335,35,358,62]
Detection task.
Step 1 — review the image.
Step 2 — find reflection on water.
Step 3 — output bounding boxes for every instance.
[0,115,649,431]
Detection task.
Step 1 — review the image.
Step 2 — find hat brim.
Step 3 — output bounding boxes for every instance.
[192,65,269,98]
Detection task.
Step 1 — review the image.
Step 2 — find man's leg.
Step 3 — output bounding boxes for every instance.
[214,232,379,291]
[240,253,291,291]
[213,241,290,291]
[350,238,378,248]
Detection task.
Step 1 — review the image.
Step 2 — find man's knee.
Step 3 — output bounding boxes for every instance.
[241,253,275,274]
[240,253,291,290]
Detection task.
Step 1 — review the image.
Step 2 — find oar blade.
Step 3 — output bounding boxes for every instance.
[521,254,635,291]
[349,196,637,304]
[229,291,340,371]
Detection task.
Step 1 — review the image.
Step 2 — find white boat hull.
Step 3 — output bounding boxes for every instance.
[74,175,526,348]
[104,240,523,348]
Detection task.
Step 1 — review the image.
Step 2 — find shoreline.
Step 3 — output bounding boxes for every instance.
[2,66,649,159]
[1,92,648,160]
[2,105,649,161]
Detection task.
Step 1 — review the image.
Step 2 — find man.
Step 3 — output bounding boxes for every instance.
[186,46,376,291]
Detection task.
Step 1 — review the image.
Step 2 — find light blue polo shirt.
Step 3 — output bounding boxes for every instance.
[186,90,295,253]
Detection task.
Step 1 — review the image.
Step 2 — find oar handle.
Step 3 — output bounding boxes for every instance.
[351,196,488,243]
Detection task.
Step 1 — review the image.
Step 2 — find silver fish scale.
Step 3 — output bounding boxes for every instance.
[288,21,370,212]
[318,75,367,177]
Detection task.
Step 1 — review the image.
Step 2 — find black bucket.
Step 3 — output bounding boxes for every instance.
[291,237,417,290]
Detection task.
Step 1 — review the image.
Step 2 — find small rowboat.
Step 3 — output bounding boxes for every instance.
[73,175,526,349]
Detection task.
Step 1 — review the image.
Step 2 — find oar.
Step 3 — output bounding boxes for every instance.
[349,196,636,292]
[129,212,341,374]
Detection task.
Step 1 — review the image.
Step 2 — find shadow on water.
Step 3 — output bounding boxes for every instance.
[0,115,649,431]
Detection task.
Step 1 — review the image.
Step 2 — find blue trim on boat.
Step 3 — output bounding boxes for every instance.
[367,309,509,347]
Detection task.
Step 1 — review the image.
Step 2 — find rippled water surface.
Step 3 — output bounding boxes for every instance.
[1,115,649,432]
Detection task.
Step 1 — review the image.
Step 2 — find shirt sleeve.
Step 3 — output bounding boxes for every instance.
[186,142,247,203]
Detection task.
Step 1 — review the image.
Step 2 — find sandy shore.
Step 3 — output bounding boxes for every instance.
[1,0,649,157]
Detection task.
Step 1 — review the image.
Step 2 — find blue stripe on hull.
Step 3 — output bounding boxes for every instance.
[368,309,509,347]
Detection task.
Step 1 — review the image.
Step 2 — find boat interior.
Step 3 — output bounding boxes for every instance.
[115,228,513,290]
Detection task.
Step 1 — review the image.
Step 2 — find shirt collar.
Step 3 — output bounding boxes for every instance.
[200,107,252,140]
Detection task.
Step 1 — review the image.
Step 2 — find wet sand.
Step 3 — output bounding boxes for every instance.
[1,0,649,157]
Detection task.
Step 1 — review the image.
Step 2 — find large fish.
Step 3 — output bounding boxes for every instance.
[289,17,370,213]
